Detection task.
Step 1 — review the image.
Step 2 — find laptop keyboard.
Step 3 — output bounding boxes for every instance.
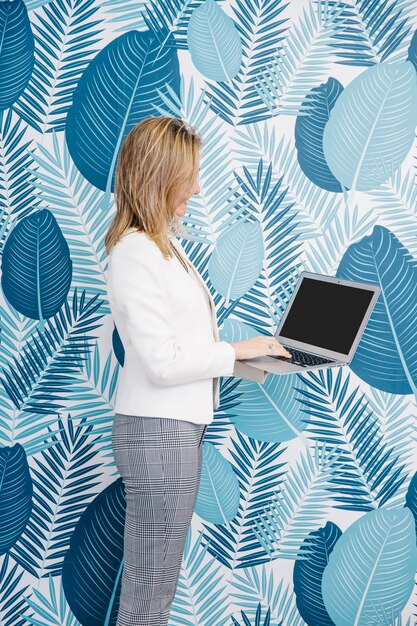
[270,346,334,367]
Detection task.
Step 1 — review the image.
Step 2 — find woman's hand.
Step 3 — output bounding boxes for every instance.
[229,336,292,360]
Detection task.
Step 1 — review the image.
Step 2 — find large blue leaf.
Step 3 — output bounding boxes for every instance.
[321,507,417,625]
[0,0,34,110]
[293,521,341,626]
[0,443,33,554]
[337,225,417,395]
[195,442,240,523]
[62,478,126,626]
[1,209,72,321]
[65,29,180,192]
[295,78,344,192]
[187,0,242,81]
[208,220,264,305]
[230,372,309,443]
[323,61,417,191]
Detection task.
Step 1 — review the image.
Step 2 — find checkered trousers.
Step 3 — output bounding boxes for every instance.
[111,414,208,626]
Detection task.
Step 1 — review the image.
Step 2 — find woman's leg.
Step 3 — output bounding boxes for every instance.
[111,414,207,626]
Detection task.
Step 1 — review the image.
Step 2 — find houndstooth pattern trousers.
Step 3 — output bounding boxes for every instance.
[111,413,208,626]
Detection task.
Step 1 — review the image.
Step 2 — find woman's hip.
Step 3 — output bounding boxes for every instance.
[111,414,207,487]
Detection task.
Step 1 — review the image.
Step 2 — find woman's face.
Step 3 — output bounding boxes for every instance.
[174,168,201,217]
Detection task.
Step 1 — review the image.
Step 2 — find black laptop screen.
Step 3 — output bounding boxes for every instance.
[279,277,375,355]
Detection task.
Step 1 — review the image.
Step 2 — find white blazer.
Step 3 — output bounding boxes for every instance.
[106,228,268,424]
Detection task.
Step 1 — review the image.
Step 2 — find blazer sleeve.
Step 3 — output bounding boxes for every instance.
[108,239,236,387]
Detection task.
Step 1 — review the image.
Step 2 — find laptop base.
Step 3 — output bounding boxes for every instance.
[238,356,346,376]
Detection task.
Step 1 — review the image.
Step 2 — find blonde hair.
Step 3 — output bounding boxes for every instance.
[104,116,202,259]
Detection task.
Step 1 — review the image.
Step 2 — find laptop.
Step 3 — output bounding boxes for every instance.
[239,271,381,376]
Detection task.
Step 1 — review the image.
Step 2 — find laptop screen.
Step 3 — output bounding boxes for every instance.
[279,277,375,355]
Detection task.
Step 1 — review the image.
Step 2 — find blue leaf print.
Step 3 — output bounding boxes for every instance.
[62,477,126,626]
[323,61,417,191]
[187,0,242,81]
[337,225,417,395]
[406,30,417,73]
[0,553,32,623]
[24,0,53,10]
[195,442,240,523]
[230,373,309,443]
[1,209,72,321]
[293,521,341,626]
[112,324,125,367]
[208,220,264,305]
[295,78,344,193]
[405,472,417,545]
[321,507,417,626]
[231,602,277,626]
[65,29,180,193]
[0,0,34,110]
[0,443,33,554]
[329,2,412,68]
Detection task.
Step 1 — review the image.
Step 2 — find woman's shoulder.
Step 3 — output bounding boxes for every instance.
[108,229,168,273]
[119,228,155,244]
[111,229,159,252]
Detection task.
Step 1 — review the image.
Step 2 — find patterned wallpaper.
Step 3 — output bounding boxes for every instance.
[0,0,417,624]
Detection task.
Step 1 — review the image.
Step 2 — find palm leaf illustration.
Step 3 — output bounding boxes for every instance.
[9,414,106,579]
[0,0,34,110]
[0,109,42,240]
[0,553,32,625]
[254,0,344,118]
[0,288,104,417]
[329,0,414,66]
[233,126,343,243]
[198,431,286,569]
[23,573,80,626]
[369,166,417,259]
[28,132,113,300]
[201,0,289,125]
[169,530,234,625]
[229,564,305,625]
[232,603,278,626]
[13,0,103,133]
[252,443,342,560]
[296,367,409,510]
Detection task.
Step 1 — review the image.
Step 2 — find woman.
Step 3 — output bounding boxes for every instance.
[105,116,291,626]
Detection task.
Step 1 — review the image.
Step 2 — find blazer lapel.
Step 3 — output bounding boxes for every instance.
[170,237,222,409]
[170,238,219,340]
